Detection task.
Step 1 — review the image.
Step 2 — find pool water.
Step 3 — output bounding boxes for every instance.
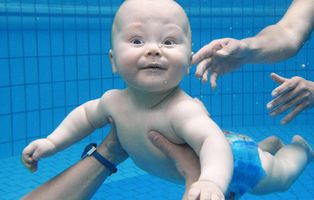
[0,0,313,199]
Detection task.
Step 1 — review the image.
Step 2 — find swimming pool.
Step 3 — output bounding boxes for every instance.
[0,0,313,199]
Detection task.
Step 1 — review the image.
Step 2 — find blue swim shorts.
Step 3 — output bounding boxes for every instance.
[224,131,266,199]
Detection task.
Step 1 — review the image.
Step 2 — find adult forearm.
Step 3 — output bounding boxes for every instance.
[22,126,128,200]
[21,156,110,200]
[242,0,313,64]
[242,24,301,64]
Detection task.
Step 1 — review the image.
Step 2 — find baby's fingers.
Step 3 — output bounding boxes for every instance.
[200,190,211,200]
[188,187,201,200]
[27,162,38,173]
[210,193,222,200]
[22,143,40,172]
[188,189,223,200]
[22,143,36,157]
[21,155,38,172]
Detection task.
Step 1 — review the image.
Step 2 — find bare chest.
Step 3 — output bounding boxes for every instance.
[107,101,184,182]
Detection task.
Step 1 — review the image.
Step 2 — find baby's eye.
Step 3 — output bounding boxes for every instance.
[162,39,176,46]
[130,38,144,45]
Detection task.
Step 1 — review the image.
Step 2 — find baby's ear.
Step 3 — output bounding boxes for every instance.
[109,50,117,73]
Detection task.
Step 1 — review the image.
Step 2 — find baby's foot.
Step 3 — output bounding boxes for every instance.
[292,135,314,162]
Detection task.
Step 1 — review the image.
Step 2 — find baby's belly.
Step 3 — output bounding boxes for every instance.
[117,129,185,184]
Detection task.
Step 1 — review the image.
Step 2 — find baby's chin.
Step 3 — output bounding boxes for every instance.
[137,84,179,94]
[129,79,179,93]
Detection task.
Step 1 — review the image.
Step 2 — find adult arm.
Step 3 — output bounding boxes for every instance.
[22,129,201,200]
[243,0,314,63]
[192,0,314,88]
[21,128,128,200]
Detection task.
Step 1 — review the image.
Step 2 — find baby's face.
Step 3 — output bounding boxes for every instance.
[110,0,192,93]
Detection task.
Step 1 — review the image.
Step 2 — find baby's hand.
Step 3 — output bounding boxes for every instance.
[188,180,225,200]
[22,139,57,172]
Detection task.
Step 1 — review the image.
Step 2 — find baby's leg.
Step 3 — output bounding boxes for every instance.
[251,135,314,195]
[258,136,284,155]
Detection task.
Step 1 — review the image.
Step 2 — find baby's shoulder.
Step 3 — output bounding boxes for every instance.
[99,89,126,104]
[169,97,209,119]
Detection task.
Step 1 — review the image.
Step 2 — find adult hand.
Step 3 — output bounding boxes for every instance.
[267,73,314,124]
[148,130,200,198]
[97,118,128,165]
[192,38,250,89]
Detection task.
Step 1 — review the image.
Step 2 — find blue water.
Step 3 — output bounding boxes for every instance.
[0,0,313,199]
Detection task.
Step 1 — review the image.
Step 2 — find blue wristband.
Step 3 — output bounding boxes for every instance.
[81,143,117,174]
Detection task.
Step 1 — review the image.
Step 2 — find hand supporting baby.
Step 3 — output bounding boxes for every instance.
[22,138,57,172]
[149,131,225,200]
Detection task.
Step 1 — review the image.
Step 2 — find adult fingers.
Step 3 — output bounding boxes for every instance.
[202,70,209,83]
[148,131,180,159]
[270,73,286,85]
[269,91,308,116]
[281,103,307,125]
[192,41,222,65]
[195,58,213,78]
[215,48,229,56]
[267,86,300,110]
[210,72,218,89]
[215,38,239,56]
[271,78,297,97]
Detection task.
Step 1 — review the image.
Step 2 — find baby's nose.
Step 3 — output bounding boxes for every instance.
[144,45,161,57]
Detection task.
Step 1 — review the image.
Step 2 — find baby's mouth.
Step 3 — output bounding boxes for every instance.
[141,64,166,70]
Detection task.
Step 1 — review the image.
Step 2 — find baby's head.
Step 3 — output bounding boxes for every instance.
[110,0,192,93]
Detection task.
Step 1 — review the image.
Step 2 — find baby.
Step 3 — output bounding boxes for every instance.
[22,0,313,199]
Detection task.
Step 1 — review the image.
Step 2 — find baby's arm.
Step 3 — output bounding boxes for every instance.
[22,92,112,172]
[47,97,109,151]
[171,101,233,199]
